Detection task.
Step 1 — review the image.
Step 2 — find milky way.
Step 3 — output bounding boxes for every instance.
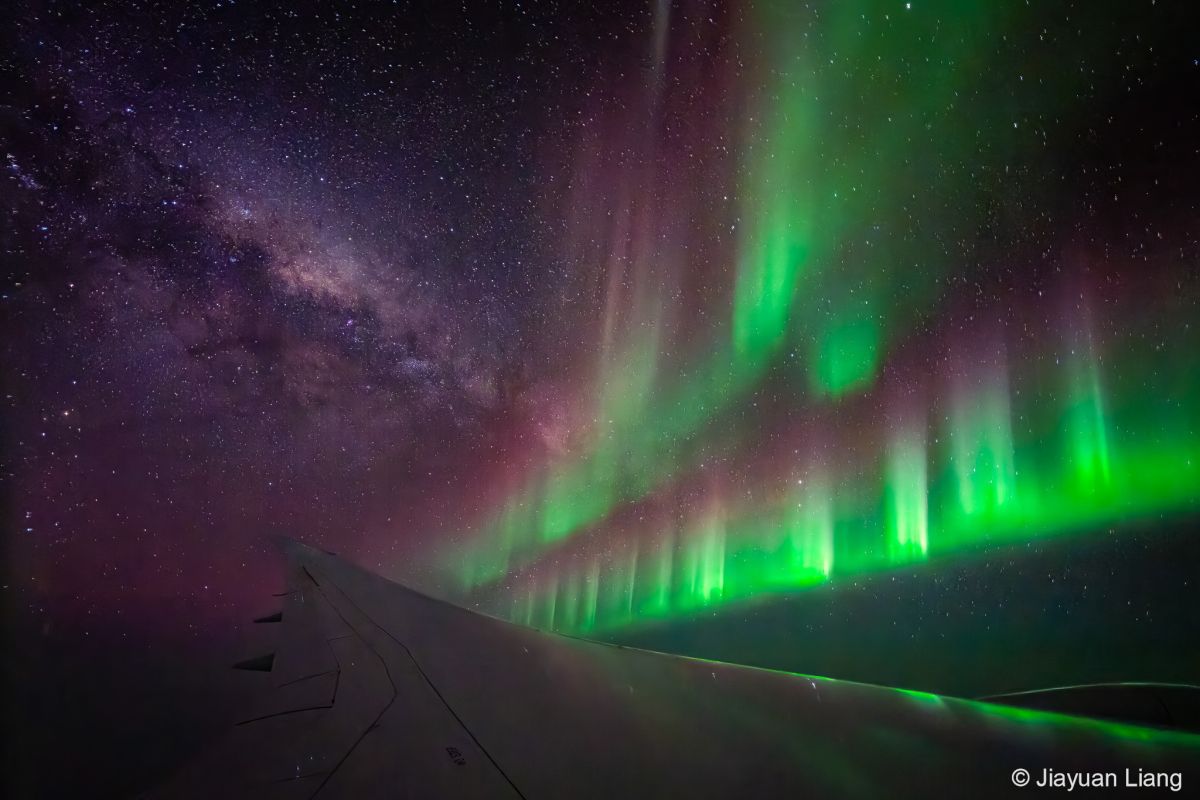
[4,1,1200,797]
[4,1,630,620]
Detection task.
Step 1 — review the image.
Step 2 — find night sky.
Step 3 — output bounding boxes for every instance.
[4,1,1200,797]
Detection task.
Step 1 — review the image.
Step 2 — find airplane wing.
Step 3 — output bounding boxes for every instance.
[143,540,1200,798]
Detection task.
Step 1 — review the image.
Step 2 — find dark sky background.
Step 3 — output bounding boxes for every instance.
[3,1,1200,797]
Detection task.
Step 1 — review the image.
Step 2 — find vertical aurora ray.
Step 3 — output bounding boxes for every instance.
[786,477,835,580]
[732,46,815,365]
[544,575,558,631]
[673,504,730,612]
[1063,323,1114,494]
[579,557,600,631]
[698,510,727,604]
[885,425,929,562]
[947,362,1018,525]
[562,570,581,632]
[642,526,674,616]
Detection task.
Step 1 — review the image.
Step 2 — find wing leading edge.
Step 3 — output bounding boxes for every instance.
[143,540,1200,799]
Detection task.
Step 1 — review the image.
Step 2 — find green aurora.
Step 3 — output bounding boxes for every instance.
[440,0,1200,635]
